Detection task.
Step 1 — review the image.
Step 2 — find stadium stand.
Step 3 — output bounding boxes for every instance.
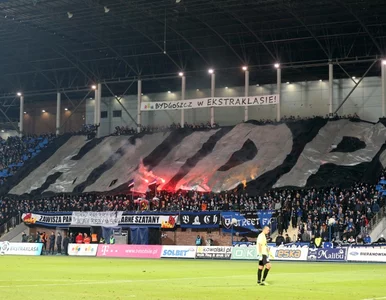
[0,134,56,185]
[1,116,386,244]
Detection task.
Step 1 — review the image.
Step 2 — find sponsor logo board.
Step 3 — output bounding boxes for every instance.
[196,246,232,259]
[0,242,42,256]
[347,247,386,262]
[231,247,258,260]
[269,246,308,261]
[161,246,196,258]
[96,244,162,259]
[68,243,98,256]
[307,248,347,261]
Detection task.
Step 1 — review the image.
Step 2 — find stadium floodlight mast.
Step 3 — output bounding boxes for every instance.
[208,68,214,74]
[274,63,280,69]
[16,92,22,97]
[178,72,184,77]
[242,66,248,71]
[382,60,386,65]
[91,85,97,90]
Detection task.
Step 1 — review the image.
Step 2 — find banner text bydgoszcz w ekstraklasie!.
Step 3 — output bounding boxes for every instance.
[141,95,279,111]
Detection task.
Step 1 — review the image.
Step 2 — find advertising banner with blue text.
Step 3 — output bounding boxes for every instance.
[221,211,260,234]
[0,242,42,256]
[161,246,196,258]
[347,247,386,262]
[307,248,347,262]
[180,212,220,228]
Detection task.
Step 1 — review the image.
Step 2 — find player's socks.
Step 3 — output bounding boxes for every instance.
[257,269,262,283]
[262,268,269,281]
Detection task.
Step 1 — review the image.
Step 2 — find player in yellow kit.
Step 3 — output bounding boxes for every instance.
[257,226,271,285]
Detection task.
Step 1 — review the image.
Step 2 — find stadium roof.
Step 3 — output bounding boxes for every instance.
[0,0,385,97]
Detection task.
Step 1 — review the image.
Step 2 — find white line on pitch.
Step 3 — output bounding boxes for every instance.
[362,297,386,300]
[0,275,251,288]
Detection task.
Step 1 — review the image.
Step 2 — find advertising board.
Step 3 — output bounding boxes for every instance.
[0,242,42,256]
[96,244,162,259]
[307,248,347,262]
[68,243,98,256]
[269,246,308,261]
[347,247,386,262]
[161,246,196,258]
[196,246,232,259]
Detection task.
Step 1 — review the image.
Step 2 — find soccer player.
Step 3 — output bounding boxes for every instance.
[257,226,271,286]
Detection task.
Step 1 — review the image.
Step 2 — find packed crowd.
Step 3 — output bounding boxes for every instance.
[254,113,360,125]
[114,122,220,136]
[113,113,360,134]
[0,134,56,185]
[1,168,385,242]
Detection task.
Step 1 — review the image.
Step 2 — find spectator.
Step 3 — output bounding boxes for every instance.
[21,231,27,243]
[376,234,386,243]
[109,235,115,245]
[75,232,83,244]
[363,234,372,244]
[195,235,202,246]
[84,233,91,244]
[49,231,55,254]
[285,234,291,244]
[56,232,62,254]
[63,234,69,255]
[275,234,285,246]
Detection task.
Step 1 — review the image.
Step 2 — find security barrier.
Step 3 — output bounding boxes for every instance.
[2,241,386,263]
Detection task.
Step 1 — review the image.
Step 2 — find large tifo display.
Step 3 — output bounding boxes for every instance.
[141,95,279,111]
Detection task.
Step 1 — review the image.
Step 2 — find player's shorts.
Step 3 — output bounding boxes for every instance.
[259,254,270,266]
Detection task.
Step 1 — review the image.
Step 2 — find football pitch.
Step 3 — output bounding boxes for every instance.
[0,256,385,300]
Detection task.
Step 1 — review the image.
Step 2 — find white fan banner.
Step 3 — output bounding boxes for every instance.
[71,211,123,227]
[141,95,279,111]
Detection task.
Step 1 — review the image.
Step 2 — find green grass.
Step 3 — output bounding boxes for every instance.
[0,256,385,300]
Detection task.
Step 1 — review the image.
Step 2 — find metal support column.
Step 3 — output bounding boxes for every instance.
[94,88,98,125]
[19,96,24,137]
[210,73,215,126]
[56,92,61,135]
[137,80,142,133]
[329,63,333,115]
[96,83,102,138]
[181,75,186,127]
[276,68,281,122]
[244,70,249,122]
[382,61,386,117]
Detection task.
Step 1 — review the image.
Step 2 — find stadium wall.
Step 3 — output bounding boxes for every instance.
[85,76,382,136]
[23,100,85,135]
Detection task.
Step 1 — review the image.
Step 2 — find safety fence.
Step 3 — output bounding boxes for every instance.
[1,241,386,263]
